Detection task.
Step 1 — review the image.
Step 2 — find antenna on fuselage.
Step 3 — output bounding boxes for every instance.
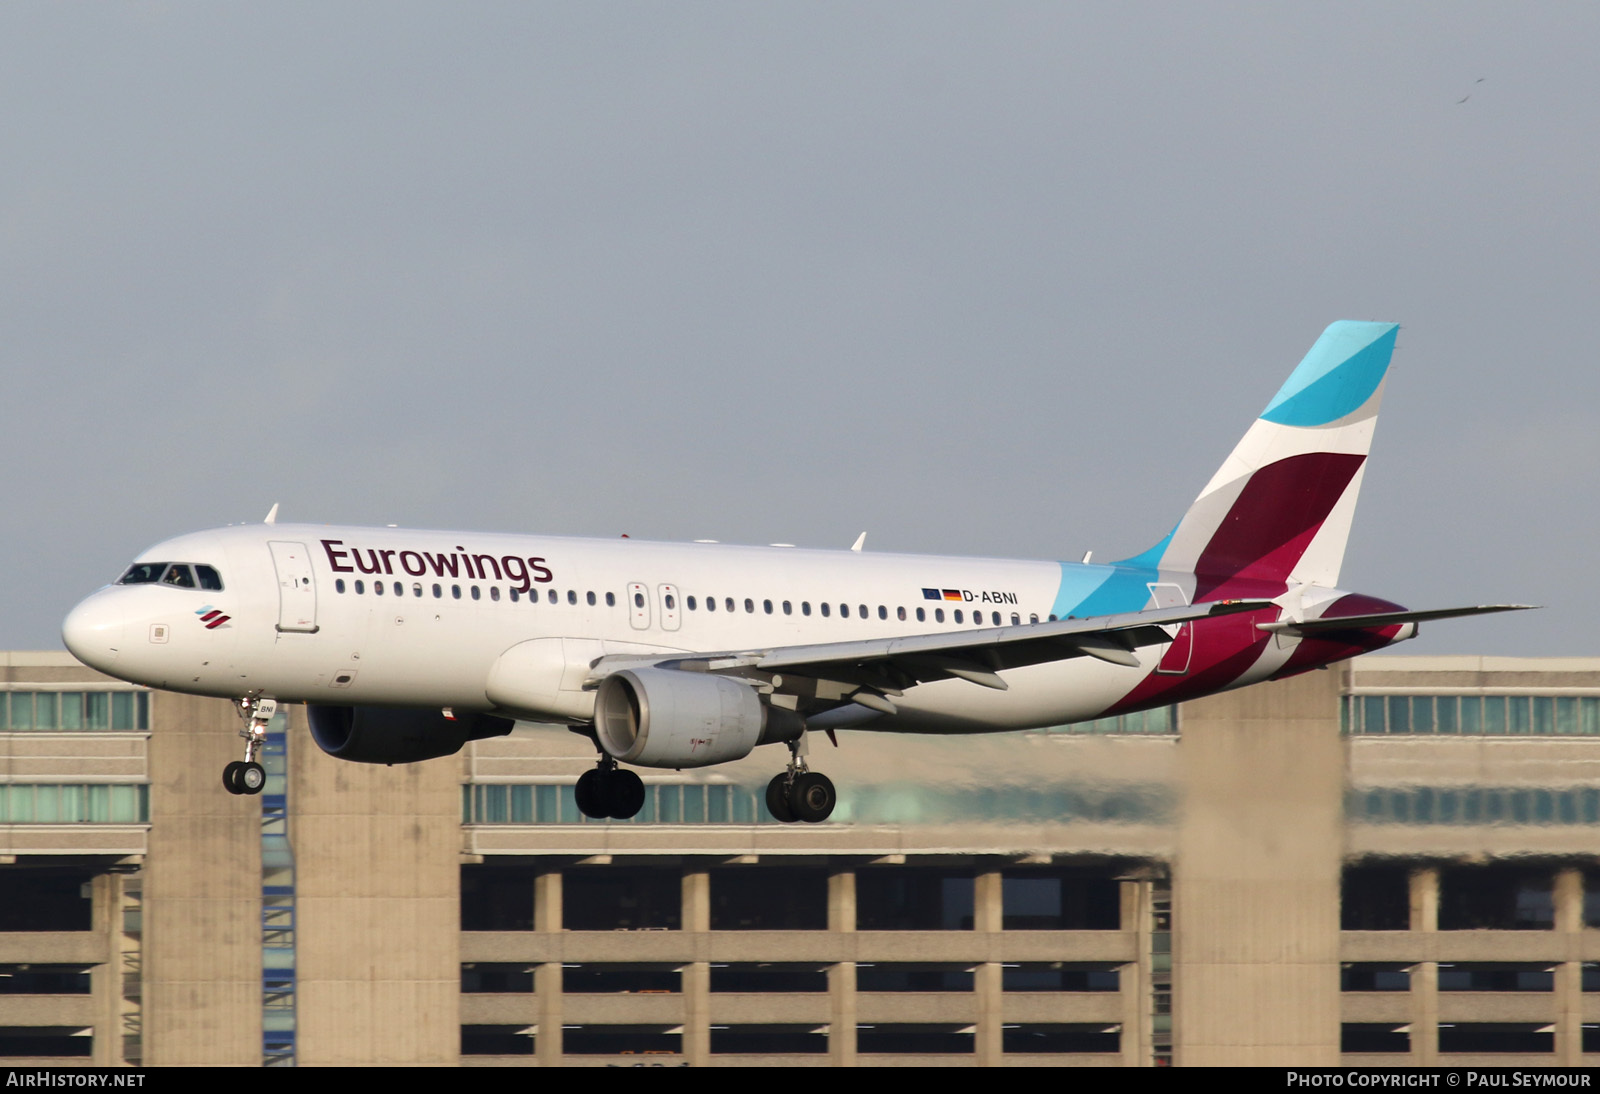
[264,503,279,525]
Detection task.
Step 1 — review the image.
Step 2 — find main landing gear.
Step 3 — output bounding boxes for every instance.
[575,756,646,820]
[223,696,275,796]
[765,735,836,824]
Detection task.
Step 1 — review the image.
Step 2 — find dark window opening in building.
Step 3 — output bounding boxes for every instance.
[460,863,534,932]
[1002,963,1119,992]
[1003,1024,1120,1054]
[1341,1024,1410,1053]
[1437,963,1554,992]
[1584,1025,1600,1052]
[857,869,974,930]
[1340,865,1410,930]
[1583,870,1600,928]
[564,867,681,931]
[709,964,829,993]
[1001,869,1121,930]
[564,1026,681,1055]
[1439,866,1554,930]
[0,1028,93,1058]
[562,964,681,994]
[0,869,94,932]
[1438,1024,1554,1054]
[856,964,974,992]
[856,1024,973,1054]
[1340,964,1410,992]
[0,967,92,995]
[709,868,827,930]
[460,1026,533,1056]
[711,1025,827,1054]
[460,964,534,993]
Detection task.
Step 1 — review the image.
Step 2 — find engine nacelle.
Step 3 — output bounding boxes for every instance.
[307,704,514,765]
[594,668,801,769]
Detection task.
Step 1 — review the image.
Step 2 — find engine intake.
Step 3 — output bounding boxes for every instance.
[307,704,514,765]
[594,668,800,769]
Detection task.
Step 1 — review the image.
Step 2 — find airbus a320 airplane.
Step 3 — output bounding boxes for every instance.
[63,322,1524,822]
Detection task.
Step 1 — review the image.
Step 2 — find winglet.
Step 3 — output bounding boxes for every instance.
[264,503,279,525]
[850,532,866,552]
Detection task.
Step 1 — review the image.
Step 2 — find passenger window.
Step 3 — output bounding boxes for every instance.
[375,581,385,597]
[393,582,402,596]
[859,604,868,619]
[588,591,597,606]
[452,585,461,599]
[195,565,224,591]
[878,606,887,620]
[634,592,645,608]
[434,585,443,599]
[471,586,481,601]
[821,603,831,618]
[725,598,735,613]
[355,580,365,595]
[568,590,577,605]
[548,589,557,604]
[954,609,963,623]
[783,601,792,615]
[802,602,811,616]
[897,606,905,621]
[490,587,500,602]
[510,588,519,602]
[664,594,674,610]
[336,579,346,594]
[687,596,697,610]
[1030,614,1039,624]
[1011,613,1020,626]
[839,604,849,618]
[744,598,754,614]
[606,592,616,607]
[706,597,716,612]
[916,607,925,622]
[415,583,424,598]
[935,608,944,623]
[162,565,196,588]
[763,600,773,614]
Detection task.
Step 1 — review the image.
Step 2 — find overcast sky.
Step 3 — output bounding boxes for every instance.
[4,2,1595,656]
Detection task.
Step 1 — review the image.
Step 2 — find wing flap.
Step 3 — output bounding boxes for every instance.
[1257,603,1534,635]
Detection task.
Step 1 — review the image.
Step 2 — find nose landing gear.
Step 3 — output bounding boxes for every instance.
[765,735,836,823]
[223,696,275,796]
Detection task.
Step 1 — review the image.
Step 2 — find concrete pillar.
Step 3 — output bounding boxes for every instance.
[291,705,460,1065]
[1173,670,1344,1066]
[1120,877,1152,1067]
[1409,866,1438,1066]
[142,693,260,1066]
[681,869,710,1064]
[829,868,856,1065]
[1555,868,1583,1065]
[535,870,562,1066]
[973,868,1004,1064]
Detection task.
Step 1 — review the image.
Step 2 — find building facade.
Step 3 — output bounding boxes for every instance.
[2,651,1598,1066]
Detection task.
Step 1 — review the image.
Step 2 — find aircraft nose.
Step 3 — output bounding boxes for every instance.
[63,594,126,671]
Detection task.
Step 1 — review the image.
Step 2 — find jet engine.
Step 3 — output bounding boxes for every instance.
[594,668,801,769]
[307,704,514,765]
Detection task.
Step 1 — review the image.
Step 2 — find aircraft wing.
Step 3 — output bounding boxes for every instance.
[1256,603,1535,636]
[600,599,1272,705]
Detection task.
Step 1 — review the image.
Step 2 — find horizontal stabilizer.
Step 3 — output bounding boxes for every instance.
[1257,604,1535,636]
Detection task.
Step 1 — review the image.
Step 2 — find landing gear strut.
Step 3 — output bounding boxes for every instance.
[224,696,274,796]
[574,754,646,820]
[765,734,836,823]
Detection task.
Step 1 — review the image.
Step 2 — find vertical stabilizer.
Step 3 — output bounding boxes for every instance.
[1138,321,1398,596]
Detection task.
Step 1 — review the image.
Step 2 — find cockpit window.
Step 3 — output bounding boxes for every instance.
[117,562,223,590]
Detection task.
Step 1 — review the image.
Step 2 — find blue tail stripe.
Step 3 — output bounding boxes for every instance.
[1260,321,1398,427]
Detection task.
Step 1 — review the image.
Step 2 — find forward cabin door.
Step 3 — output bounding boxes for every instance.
[269,541,319,633]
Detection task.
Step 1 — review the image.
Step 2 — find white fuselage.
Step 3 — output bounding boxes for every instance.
[64,522,1293,734]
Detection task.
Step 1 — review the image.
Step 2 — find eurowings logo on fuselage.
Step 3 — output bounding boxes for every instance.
[320,539,554,593]
[196,606,231,630]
